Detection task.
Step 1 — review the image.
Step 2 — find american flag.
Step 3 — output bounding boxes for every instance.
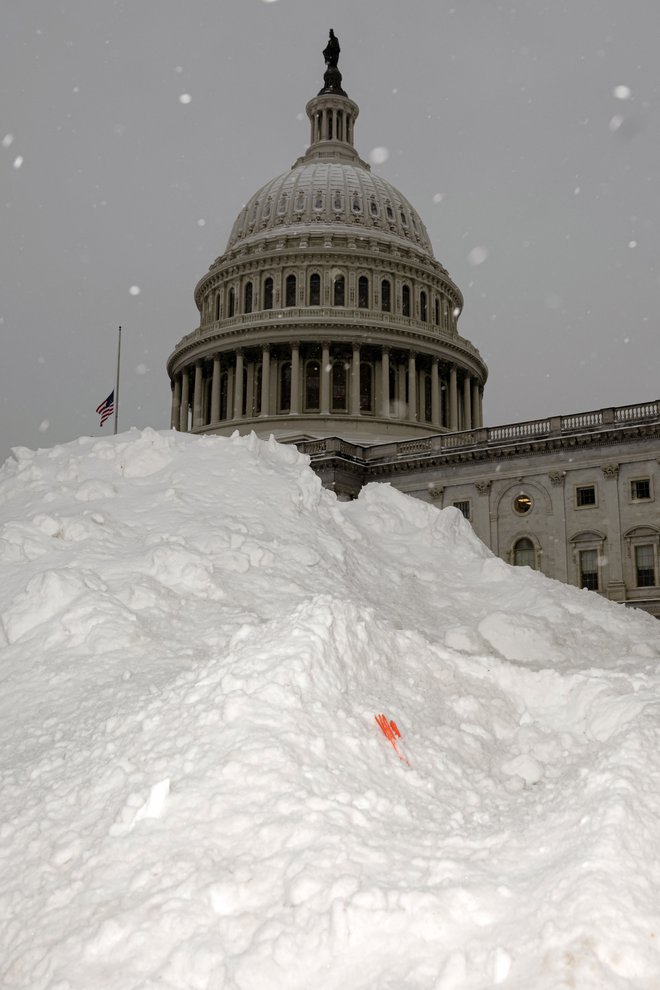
[96,391,115,427]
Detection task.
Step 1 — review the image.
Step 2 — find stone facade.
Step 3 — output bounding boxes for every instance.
[166,41,660,618]
[298,401,660,617]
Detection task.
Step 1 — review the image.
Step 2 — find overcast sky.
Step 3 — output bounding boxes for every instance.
[2,0,659,463]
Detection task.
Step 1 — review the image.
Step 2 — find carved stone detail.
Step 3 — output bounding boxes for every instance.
[475,481,491,496]
[548,471,566,487]
[602,464,620,478]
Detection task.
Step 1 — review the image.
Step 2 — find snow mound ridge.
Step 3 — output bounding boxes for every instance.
[0,429,659,990]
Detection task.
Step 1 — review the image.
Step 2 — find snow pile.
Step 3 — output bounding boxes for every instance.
[1,429,659,990]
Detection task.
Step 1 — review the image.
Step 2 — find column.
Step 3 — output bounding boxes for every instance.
[246,361,255,418]
[449,366,458,431]
[472,380,481,428]
[320,341,330,415]
[380,346,391,418]
[170,376,181,430]
[179,369,190,432]
[291,342,300,414]
[463,374,472,431]
[408,352,417,422]
[233,349,244,420]
[210,355,221,423]
[260,344,271,417]
[193,362,204,429]
[351,342,361,414]
[431,358,440,427]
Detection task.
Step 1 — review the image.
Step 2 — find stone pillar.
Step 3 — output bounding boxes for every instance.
[321,341,331,415]
[246,361,255,418]
[463,374,472,431]
[351,342,361,415]
[449,366,458,431]
[193,362,204,429]
[291,342,300,414]
[431,358,440,427]
[601,464,626,600]
[233,349,244,420]
[408,352,417,422]
[260,344,271,417]
[381,346,391,418]
[210,355,221,423]
[179,369,190,432]
[171,376,181,430]
[471,380,480,428]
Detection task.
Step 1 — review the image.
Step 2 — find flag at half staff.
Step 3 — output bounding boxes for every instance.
[96,391,115,427]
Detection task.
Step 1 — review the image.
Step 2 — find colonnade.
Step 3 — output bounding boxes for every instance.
[171,340,484,434]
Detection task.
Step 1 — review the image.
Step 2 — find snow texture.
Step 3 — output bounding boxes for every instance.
[1,428,659,989]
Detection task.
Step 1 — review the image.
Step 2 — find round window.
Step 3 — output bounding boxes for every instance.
[513,493,533,514]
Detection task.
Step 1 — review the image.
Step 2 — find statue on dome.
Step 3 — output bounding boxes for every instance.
[319,29,346,96]
[323,29,340,69]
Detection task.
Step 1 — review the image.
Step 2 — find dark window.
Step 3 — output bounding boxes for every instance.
[279,362,291,412]
[635,545,656,587]
[402,284,411,317]
[244,281,253,314]
[352,192,362,213]
[370,197,379,218]
[219,372,228,420]
[309,273,321,306]
[228,287,235,318]
[331,360,347,412]
[420,291,428,322]
[285,274,296,308]
[513,538,536,568]
[277,192,288,216]
[305,360,320,411]
[579,549,599,590]
[631,479,651,500]
[215,294,221,320]
[453,501,471,521]
[386,202,394,221]
[424,374,432,422]
[358,276,369,309]
[381,279,391,312]
[242,367,248,416]
[334,274,345,307]
[254,364,262,416]
[295,190,305,211]
[263,277,273,310]
[359,362,373,413]
[434,299,440,325]
[314,190,324,210]
[576,485,596,507]
[333,189,342,211]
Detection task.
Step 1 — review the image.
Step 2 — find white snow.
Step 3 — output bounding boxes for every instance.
[0,428,659,989]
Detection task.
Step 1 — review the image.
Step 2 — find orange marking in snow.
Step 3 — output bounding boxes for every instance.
[374,713,409,765]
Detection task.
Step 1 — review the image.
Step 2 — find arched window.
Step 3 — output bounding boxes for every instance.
[295,190,305,212]
[370,196,379,218]
[434,298,440,325]
[304,360,320,411]
[360,362,373,413]
[402,284,411,317]
[336,110,343,141]
[331,360,348,412]
[277,192,288,216]
[215,293,221,320]
[358,276,369,309]
[333,190,343,212]
[420,291,428,322]
[513,538,537,569]
[263,277,273,310]
[352,191,362,214]
[263,197,272,220]
[244,281,253,314]
[385,201,395,221]
[285,274,296,308]
[314,189,324,211]
[400,208,408,228]
[333,274,345,307]
[381,279,391,313]
[328,112,333,140]
[279,362,291,412]
[309,273,321,306]
[228,287,235,318]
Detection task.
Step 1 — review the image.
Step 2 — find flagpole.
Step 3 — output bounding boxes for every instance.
[114,325,122,435]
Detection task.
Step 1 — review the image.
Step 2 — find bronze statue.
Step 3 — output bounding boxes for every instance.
[319,29,346,96]
[323,29,340,69]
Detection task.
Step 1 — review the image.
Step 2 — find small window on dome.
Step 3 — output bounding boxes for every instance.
[263,197,272,220]
[314,190,324,211]
[420,291,428,322]
[334,274,345,307]
[309,273,321,306]
[250,200,259,223]
[358,276,369,309]
[263,277,273,310]
[352,192,362,214]
[333,190,343,212]
[400,208,408,228]
[370,196,379,218]
[295,190,305,212]
[285,274,296,308]
[402,284,411,317]
[244,281,253,315]
[277,192,288,216]
[385,201,395,222]
[381,279,391,313]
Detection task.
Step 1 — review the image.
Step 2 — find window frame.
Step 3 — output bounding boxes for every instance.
[630,478,652,502]
[453,500,471,521]
[575,484,597,509]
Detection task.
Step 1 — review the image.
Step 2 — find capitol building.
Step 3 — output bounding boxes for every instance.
[167,34,660,618]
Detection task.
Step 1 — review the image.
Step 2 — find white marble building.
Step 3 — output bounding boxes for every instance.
[167,35,660,617]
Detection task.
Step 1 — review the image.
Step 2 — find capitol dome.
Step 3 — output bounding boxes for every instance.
[167,33,487,449]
